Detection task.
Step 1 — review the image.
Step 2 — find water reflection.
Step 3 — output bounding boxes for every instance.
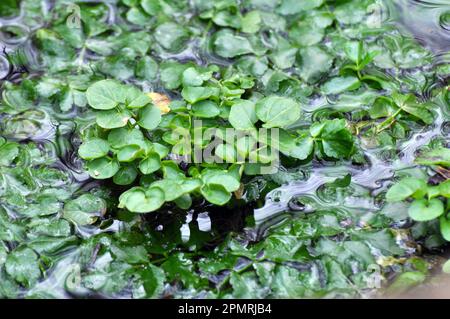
[384,0,450,62]
[0,0,448,299]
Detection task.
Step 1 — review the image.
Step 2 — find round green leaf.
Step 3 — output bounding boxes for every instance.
[229,100,257,130]
[139,153,161,174]
[201,183,232,206]
[96,109,132,129]
[191,100,220,118]
[408,198,444,222]
[87,157,120,179]
[113,165,138,185]
[108,128,146,149]
[151,179,185,201]
[255,96,301,128]
[119,187,165,213]
[117,145,143,162]
[78,138,110,160]
[86,80,125,110]
[137,104,161,130]
[202,169,240,192]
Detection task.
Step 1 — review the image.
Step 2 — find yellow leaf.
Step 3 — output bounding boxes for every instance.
[147,92,171,114]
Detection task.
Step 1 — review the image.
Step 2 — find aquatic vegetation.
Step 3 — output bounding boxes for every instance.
[386,142,450,268]
[0,0,448,299]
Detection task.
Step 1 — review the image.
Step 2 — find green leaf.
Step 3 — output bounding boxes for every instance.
[78,138,110,160]
[126,7,149,25]
[214,30,254,58]
[182,67,212,87]
[443,259,450,274]
[386,178,428,202]
[117,145,142,162]
[155,22,189,52]
[108,128,146,149]
[321,76,361,95]
[215,143,239,163]
[139,153,161,174]
[0,142,19,166]
[160,61,191,90]
[126,7,149,26]
[110,244,149,264]
[241,11,261,34]
[87,157,120,179]
[440,215,450,241]
[181,86,219,104]
[161,253,199,288]
[255,96,301,128]
[63,194,106,226]
[86,80,125,110]
[298,46,333,84]
[201,184,231,206]
[344,41,363,63]
[124,86,152,109]
[278,0,323,14]
[138,265,166,298]
[387,272,426,294]
[229,272,261,298]
[113,165,138,185]
[229,100,257,130]
[137,104,162,130]
[191,100,221,118]
[5,248,41,287]
[415,147,450,167]
[119,187,165,213]
[392,92,433,124]
[202,169,240,192]
[408,198,444,222]
[136,56,158,81]
[293,136,315,160]
[141,0,160,15]
[96,109,132,129]
[321,128,355,159]
[285,134,314,160]
[439,180,450,198]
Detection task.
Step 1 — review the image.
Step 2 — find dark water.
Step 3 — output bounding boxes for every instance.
[0,0,449,298]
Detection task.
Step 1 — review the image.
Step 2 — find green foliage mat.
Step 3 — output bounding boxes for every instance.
[0,0,449,298]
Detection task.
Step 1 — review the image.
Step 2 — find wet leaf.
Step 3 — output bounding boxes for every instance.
[255,96,301,128]
[229,100,257,130]
[214,30,254,58]
[321,76,361,95]
[5,248,41,287]
[63,194,106,226]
